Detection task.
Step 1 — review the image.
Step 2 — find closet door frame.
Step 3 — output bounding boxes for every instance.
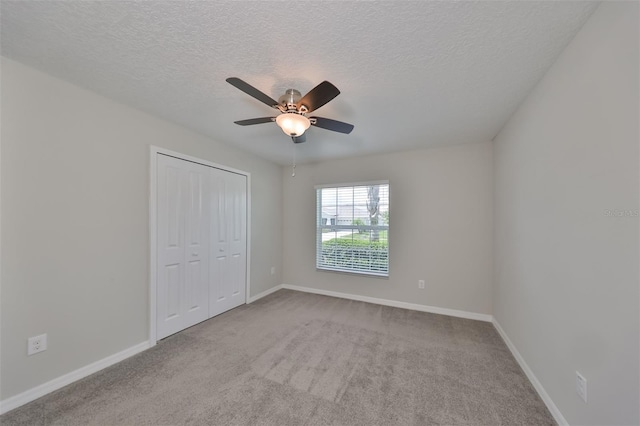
[149,146,251,344]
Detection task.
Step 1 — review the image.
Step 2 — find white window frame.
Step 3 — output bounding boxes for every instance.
[315,180,390,277]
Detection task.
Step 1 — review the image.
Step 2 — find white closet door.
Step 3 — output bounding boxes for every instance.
[157,155,210,339]
[209,168,247,317]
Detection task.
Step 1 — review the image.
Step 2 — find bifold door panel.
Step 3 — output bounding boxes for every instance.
[210,167,247,317]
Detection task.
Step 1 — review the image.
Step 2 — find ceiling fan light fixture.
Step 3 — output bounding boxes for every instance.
[275,113,311,137]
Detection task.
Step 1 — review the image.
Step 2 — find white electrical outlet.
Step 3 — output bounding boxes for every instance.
[28,333,47,356]
[576,371,587,403]
[418,280,425,289]
[271,266,276,275]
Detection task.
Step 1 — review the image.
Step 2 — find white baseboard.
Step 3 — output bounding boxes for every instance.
[492,319,567,426]
[281,284,493,322]
[247,284,284,303]
[0,340,152,415]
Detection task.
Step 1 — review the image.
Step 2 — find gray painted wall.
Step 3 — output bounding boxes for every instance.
[493,3,639,425]
[0,58,283,400]
[282,142,494,316]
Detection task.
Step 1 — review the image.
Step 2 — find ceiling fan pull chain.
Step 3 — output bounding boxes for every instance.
[291,140,297,177]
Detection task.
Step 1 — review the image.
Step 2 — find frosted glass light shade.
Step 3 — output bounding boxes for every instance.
[275,113,311,136]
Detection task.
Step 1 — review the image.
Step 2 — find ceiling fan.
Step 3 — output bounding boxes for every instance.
[226,77,354,143]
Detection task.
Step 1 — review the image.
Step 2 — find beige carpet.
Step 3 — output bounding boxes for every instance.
[1,289,555,425]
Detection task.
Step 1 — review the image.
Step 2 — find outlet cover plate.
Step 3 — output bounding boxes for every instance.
[28,333,47,356]
[576,371,587,403]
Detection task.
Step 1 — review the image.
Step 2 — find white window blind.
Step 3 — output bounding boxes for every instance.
[316,181,389,276]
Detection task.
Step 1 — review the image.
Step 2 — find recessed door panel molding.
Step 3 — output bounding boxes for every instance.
[230,254,241,297]
[166,166,182,249]
[187,170,205,247]
[186,259,203,312]
[154,149,249,341]
[213,175,227,244]
[166,264,181,319]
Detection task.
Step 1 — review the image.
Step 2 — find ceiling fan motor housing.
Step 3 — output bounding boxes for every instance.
[278,89,302,111]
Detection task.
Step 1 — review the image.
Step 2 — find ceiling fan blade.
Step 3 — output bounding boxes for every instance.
[292,134,306,144]
[233,117,275,126]
[311,117,354,134]
[297,81,340,113]
[226,77,279,108]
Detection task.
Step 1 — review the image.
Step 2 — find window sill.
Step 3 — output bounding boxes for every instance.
[316,267,389,279]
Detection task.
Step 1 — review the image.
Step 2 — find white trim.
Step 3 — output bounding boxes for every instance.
[492,319,568,426]
[281,284,493,322]
[149,146,251,344]
[149,148,158,345]
[245,173,252,305]
[314,180,389,190]
[247,284,283,303]
[0,76,3,418]
[315,267,389,278]
[153,146,248,176]
[0,341,151,415]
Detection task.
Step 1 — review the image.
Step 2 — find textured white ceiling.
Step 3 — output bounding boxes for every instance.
[1,1,598,165]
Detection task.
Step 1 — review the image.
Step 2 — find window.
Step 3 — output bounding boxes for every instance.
[316,181,389,276]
